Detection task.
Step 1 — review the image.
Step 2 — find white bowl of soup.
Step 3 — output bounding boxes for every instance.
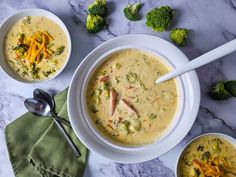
[84,48,182,147]
[68,34,200,163]
[0,9,71,83]
[176,133,236,177]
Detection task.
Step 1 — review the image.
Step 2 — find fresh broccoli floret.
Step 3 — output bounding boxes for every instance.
[88,0,108,17]
[224,80,236,97]
[209,81,232,100]
[123,3,142,21]
[170,28,188,47]
[86,14,106,33]
[146,6,174,32]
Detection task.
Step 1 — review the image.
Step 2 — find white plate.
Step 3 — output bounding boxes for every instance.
[0,9,71,84]
[68,34,200,163]
[175,133,236,176]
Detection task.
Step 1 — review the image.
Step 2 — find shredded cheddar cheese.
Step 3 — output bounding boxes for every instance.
[15,31,54,63]
[193,156,236,177]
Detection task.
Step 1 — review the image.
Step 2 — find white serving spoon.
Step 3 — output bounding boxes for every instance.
[156,39,236,84]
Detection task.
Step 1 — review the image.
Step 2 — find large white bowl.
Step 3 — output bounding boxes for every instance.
[175,133,236,176]
[0,9,71,83]
[82,46,185,150]
[68,34,201,163]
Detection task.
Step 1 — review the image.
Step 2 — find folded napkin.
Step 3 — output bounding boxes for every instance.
[5,88,87,177]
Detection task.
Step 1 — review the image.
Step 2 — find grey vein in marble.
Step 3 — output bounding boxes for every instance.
[116,159,175,177]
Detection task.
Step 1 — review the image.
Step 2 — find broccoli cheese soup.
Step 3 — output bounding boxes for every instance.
[4,16,68,80]
[86,49,178,145]
[179,135,236,177]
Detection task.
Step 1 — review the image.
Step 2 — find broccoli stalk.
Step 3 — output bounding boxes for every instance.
[170,28,188,47]
[123,3,142,21]
[146,6,174,32]
[86,14,106,33]
[88,0,108,17]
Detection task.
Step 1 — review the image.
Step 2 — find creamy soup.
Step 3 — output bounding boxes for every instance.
[86,49,178,145]
[4,16,68,80]
[179,135,236,177]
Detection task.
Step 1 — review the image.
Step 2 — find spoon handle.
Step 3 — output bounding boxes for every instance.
[156,38,236,83]
[53,118,81,158]
[52,113,71,127]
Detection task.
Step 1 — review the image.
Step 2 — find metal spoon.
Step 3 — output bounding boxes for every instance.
[33,89,54,110]
[33,88,71,127]
[24,98,81,158]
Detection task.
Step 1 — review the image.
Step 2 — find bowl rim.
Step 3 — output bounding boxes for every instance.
[80,46,185,150]
[175,132,236,176]
[0,8,71,84]
[68,34,201,163]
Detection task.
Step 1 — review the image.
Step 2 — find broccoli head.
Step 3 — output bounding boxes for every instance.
[224,80,236,97]
[170,28,188,47]
[209,81,232,100]
[88,0,108,17]
[146,6,174,32]
[86,14,106,33]
[123,3,142,21]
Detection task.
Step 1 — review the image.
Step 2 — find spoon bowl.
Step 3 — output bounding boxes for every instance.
[24,98,51,117]
[33,89,55,111]
[25,96,71,127]
[33,88,71,126]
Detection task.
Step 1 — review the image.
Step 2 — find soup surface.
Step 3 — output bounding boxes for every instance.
[4,16,68,80]
[86,49,178,145]
[179,135,236,177]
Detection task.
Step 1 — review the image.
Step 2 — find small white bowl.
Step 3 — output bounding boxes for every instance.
[68,34,201,163]
[0,9,71,84]
[175,133,236,176]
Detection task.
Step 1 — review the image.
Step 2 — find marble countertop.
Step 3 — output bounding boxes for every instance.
[0,0,236,176]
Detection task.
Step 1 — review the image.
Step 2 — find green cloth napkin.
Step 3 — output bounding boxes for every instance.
[5,88,87,177]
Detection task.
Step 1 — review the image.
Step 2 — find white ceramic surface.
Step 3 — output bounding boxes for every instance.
[68,34,201,163]
[175,132,236,176]
[0,9,71,84]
